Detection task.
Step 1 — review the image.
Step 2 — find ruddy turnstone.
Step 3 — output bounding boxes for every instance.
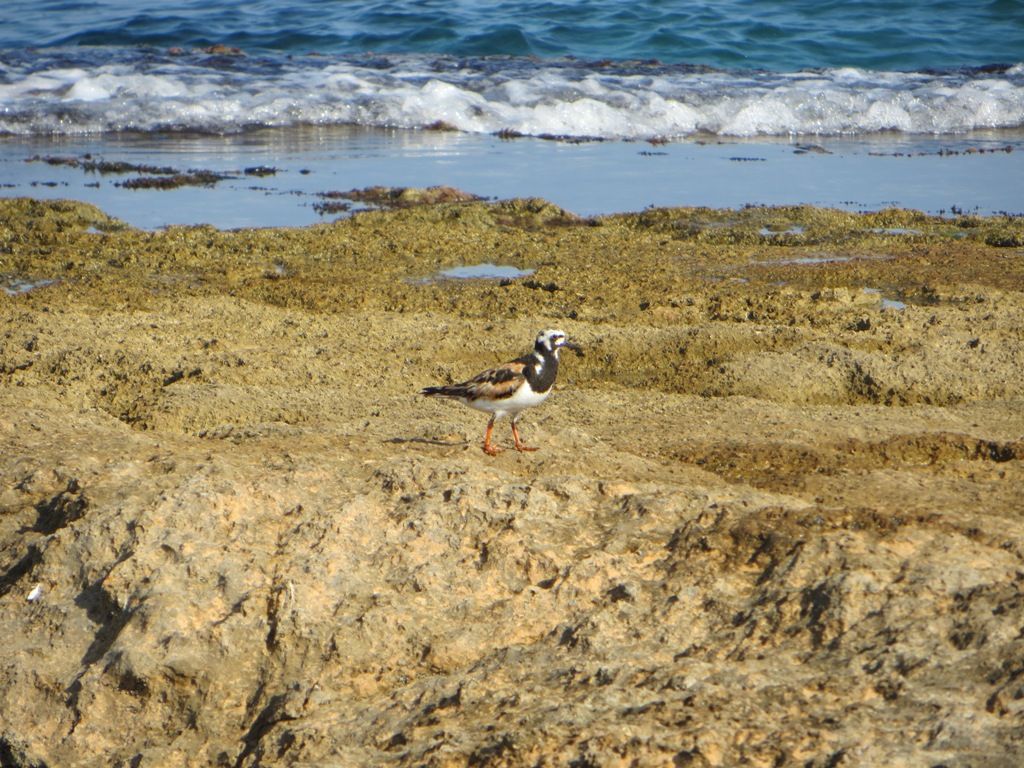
[421,328,580,456]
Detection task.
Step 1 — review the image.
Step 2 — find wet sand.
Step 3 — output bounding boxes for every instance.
[2,196,1024,766]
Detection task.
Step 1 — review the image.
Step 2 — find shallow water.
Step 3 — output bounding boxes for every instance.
[1,276,59,295]
[440,264,536,280]
[2,127,1022,230]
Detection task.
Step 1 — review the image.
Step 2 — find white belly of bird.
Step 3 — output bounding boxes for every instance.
[462,381,549,418]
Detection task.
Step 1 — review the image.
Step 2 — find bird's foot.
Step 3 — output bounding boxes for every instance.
[482,442,504,456]
[509,421,538,453]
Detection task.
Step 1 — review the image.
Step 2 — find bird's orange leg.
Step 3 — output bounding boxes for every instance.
[510,418,538,453]
[482,417,504,455]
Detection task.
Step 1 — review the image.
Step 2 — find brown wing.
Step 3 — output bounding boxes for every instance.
[422,359,527,400]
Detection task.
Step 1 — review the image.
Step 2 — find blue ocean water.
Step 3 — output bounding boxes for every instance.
[1,1,1023,139]
[1,1,1023,227]
[4,0,1024,71]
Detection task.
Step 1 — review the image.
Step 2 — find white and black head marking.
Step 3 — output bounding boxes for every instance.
[535,328,578,357]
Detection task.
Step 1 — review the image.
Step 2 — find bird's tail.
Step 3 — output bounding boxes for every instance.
[421,385,454,397]
[421,384,460,398]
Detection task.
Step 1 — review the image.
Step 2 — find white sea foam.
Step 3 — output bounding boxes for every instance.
[1,51,1022,138]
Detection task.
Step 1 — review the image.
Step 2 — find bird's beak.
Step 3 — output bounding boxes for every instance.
[562,340,583,355]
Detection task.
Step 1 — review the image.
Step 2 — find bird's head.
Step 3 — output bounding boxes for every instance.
[535,328,581,356]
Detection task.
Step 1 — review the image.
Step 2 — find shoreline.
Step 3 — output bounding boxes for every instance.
[3,126,1024,231]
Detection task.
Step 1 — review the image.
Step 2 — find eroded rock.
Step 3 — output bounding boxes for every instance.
[1,198,1023,766]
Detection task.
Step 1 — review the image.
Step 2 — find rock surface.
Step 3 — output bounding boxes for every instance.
[1,197,1024,767]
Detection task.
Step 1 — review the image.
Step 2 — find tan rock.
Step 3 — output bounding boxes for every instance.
[1,198,1024,766]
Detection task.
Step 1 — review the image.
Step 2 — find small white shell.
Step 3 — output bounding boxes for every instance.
[26,584,43,602]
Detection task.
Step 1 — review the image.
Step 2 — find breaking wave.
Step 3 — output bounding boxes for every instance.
[2,48,1023,139]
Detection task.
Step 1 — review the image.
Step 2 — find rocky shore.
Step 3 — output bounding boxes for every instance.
[2,196,1023,767]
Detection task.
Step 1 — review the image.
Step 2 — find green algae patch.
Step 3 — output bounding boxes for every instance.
[119,171,232,190]
[2,197,1023,325]
[337,185,483,208]
[0,197,132,237]
[612,204,1023,249]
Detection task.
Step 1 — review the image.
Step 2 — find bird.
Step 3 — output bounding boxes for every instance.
[421,328,580,456]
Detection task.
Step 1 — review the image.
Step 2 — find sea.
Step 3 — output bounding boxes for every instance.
[2,0,1023,229]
